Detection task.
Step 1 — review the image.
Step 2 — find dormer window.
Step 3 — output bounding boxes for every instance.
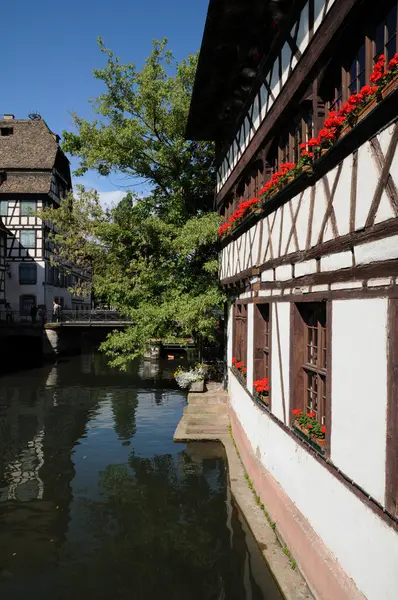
[0,128,13,137]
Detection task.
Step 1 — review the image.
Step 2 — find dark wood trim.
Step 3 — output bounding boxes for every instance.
[369,129,398,218]
[216,0,361,205]
[229,367,398,531]
[259,259,398,288]
[325,300,332,456]
[231,285,398,305]
[290,303,305,425]
[253,302,272,411]
[366,122,398,227]
[386,297,398,517]
[222,250,398,290]
[275,303,287,425]
[349,149,358,233]
[255,216,398,272]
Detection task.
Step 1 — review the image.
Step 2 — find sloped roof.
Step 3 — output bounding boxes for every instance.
[186,0,277,141]
[0,118,61,170]
[0,171,52,194]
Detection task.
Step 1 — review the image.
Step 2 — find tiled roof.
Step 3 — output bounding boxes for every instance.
[0,171,52,194]
[0,118,59,169]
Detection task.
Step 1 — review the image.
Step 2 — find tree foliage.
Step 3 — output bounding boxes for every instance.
[44,39,223,367]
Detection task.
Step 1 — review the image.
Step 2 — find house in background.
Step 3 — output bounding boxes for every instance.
[0,114,91,316]
[0,218,7,306]
[187,0,398,599]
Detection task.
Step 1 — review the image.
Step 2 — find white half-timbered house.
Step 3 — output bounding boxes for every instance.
[187,1,398,599]
[0,115,91,317]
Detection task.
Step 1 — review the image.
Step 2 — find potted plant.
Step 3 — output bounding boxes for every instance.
[292,409,326,449]
[231,357,247,384]
[174,364,207,392]
[253,377,269,405]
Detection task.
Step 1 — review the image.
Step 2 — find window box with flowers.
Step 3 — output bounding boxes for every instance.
[231,357,247,386]
[253,378,270,408]
[291,409,327,455]
[218,53,398,243]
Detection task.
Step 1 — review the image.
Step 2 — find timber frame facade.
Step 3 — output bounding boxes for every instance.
[188,1,398,599]
[0,115,91,316]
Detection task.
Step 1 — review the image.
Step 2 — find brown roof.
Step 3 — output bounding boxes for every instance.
[0,118,61,170]
[0,171,52,194]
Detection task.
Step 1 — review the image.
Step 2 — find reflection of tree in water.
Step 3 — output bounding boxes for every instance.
[53,450,265,600]
[111,389,138,440]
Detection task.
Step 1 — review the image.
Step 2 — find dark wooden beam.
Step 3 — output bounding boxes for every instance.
[215,0,362,205]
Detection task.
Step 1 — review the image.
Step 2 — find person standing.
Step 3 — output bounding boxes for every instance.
[52,300,60,323]
[5,302,12,323]
[30,304,38,324]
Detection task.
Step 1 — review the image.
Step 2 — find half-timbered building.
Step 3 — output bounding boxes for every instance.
[187,1,398,598]
[0,115,91,316]
[0,219,7,306]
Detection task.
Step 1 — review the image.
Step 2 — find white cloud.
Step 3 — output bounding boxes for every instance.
[98,190,126,209]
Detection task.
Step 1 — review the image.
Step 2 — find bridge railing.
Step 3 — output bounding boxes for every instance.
[0,310,129,325]
[59,310,125,323]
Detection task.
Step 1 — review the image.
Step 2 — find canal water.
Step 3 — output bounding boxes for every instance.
[0,353,282,600]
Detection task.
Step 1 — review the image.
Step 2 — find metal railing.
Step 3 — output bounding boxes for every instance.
[0,310,132,326]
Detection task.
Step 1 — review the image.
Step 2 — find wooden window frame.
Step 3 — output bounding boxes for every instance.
[0,200,8,217]
[253,302,272,407]
[20,230,36,249]
[325,2,398,115]
[233,302,248,367]
[20,200,36,217]
[373,2,398,62]
[19,263,37,285]
[290,301,332,455]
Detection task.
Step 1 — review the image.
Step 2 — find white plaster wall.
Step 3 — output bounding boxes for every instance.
[247,303,254,390]
[270,303,290,424]
[355,235,398,265]
[229,375,398,600]
[331,299,388,504]
[6,261,45,310]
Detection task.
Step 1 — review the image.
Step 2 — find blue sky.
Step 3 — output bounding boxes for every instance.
[2,0,209,205]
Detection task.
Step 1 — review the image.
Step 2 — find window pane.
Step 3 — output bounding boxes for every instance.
[375,22,385,59]
[20,230,35,248]
[21,200,36,216]
[386,35,397,60]
[0,201,8,216]
[386,5,397,41]
[19,263,37,284]
[358,43,365,72]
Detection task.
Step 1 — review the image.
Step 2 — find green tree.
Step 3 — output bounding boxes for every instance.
[43,39,223,368]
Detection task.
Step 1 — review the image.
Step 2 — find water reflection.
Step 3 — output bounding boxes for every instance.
[0,354,281,600]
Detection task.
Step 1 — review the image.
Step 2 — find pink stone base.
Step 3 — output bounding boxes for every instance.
[230,408,365,600]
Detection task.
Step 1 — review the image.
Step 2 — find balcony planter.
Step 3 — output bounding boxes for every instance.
[293,422,326,454]
[231,365,247,387]
[382,72,398,100]
[357,96,378,122]
[190,379,205,393]
[254,391,269,408]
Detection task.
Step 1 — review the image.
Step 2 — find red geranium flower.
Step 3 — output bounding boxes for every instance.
[321,426,326,433]
[307,424,313,429]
